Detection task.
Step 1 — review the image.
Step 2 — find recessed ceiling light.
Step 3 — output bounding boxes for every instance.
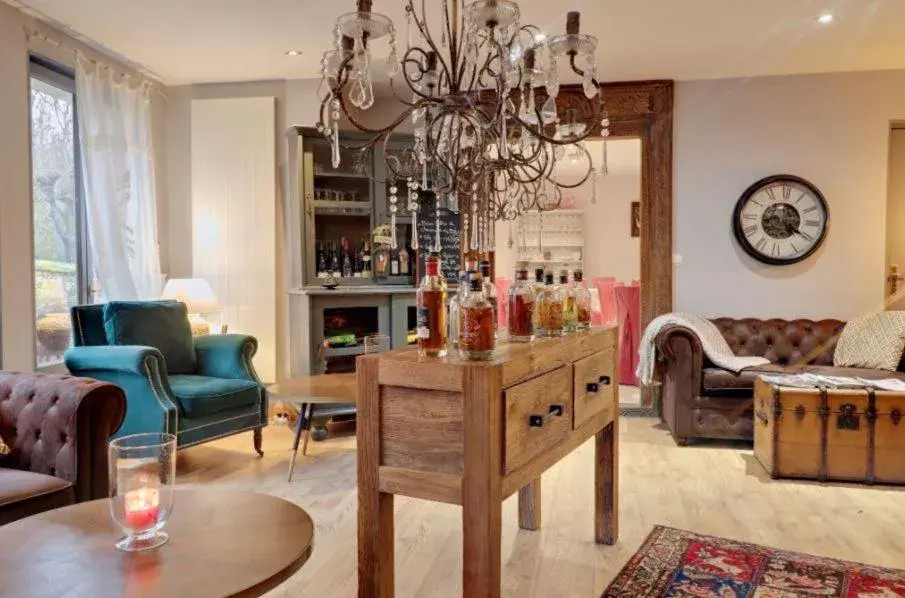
[285,49,302,56]
[817,13,834,25]
[534,33,546,42]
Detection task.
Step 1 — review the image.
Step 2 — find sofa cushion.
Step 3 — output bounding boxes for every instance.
[710,318,845,366]
[103,301,196,374]
[169,375,260,418]
[703,364,905,397]
[834,312,905,371]
[0,468,74,525]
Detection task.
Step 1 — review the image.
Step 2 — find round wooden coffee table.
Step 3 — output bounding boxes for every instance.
[0,489,314,598]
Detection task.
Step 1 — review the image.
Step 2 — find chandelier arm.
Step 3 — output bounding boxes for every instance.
[400,47,438,101]
[568,53,586,78]
[410,0,453,87]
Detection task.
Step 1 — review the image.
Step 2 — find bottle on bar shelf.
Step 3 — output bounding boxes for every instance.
[341,237,353,278]
[399,244,410,276]
[459,272,495,360]
[360,241,372,277]
[572,269,592,330]
[508,262,535,342]
[448,270,466,348]
[536,272,565,338]
[390,246,401,276]
[561,270,578,333]
[316,241,328,278]
[416,253,448,357]
[479,261,498,337]
[331,241,342,277]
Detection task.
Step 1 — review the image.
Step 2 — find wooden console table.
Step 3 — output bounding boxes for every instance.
[356,327,619,597]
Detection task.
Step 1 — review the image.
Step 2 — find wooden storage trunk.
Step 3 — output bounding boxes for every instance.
[753,378,905,484]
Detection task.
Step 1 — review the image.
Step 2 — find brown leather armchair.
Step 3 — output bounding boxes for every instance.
[0,371,125,525]
[652,317,893,445]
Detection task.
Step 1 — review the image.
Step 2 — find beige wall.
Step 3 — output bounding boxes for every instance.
[674,70,905,320]
[0,2,32,370]
[887,128,905,309]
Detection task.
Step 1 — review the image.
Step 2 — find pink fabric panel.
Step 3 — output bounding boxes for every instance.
[614,284,641,386]
[495,278,513,330]
[594,279,618,326]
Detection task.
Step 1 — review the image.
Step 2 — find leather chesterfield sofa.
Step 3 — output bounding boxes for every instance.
[654,317,905,445]
[0,371,125,525]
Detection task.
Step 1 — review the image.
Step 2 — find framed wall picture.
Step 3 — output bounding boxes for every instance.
[631,201,641,237]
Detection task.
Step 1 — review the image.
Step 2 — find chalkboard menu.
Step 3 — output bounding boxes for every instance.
[416,195,462,282]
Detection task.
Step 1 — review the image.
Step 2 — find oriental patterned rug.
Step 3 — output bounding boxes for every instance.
[603,525,905,597]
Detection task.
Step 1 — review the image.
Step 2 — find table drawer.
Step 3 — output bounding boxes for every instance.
[504,366,573,474]
[573,348,616,428]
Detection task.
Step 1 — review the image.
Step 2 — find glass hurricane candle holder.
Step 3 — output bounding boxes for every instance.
[108,432,176,551]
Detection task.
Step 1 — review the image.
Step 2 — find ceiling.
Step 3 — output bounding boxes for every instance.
[10,0,905,85]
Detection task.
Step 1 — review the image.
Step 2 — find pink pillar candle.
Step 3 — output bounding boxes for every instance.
[124,487,160,530]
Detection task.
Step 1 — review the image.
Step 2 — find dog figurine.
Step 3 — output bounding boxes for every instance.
[270,400,300,427]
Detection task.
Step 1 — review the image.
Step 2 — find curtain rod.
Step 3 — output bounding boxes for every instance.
[24,27,168,98]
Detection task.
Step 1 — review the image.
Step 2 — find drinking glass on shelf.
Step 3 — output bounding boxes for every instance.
[333,190,344,202]
[364,334,391,354]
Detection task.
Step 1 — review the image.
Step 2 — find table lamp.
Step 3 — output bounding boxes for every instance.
[161,278,221,336]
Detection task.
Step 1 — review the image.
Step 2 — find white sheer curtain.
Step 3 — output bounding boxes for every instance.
[76,56,163,300]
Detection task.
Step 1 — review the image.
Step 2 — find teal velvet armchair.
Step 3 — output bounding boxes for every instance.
[64,302,267,454]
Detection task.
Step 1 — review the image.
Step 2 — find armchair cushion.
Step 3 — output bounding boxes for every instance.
[103,301,196,374]
[169,375,260,418]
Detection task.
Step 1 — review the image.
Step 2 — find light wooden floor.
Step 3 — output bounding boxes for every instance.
[175,418,905,597]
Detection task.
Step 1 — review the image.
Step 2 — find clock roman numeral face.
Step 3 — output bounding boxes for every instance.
[736,178,828,264]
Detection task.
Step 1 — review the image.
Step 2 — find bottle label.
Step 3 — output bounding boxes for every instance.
[391,261,400,275]
[416,307,431,339]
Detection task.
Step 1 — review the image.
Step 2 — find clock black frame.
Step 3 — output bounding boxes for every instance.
[732,174,829,266]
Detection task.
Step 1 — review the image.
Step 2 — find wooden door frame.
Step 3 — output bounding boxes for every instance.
[558,80,674,330]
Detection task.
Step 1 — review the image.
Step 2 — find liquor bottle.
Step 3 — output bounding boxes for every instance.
[479,261,498,336]
[361,240,372,278]
[536,272,565,337]
[399,244,411,277]
[572,269,592,330]
[416,253,448,357]
[560,270,578,333]
[375,245,389,280]
[448,270,466,347]
[331,241,342,277]
[459,272,495,360]
[390,246,401,276]
[508,263,535,342]
[341,237,353,278]
[316,241,328,278]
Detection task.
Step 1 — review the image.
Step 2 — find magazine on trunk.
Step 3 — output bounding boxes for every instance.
[758,373,905,392]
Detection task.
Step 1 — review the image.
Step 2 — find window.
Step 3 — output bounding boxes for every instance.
[30,57,90,368]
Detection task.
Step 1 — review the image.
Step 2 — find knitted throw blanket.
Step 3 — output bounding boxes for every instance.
[636,313,770,385]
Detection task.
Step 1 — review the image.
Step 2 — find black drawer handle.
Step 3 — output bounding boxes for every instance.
[549,404,564,417]
[529,414,544,427]
[599,375,611,385]
[586,382,599,393]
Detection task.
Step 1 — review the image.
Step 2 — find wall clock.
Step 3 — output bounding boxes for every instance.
[732,174,829,265]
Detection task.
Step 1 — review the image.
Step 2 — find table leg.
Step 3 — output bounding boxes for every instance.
[358,357,394,597]
[301,404,315,455]
[463,496,502,598]
[288,403,311,483]
[518,478,541,531]
[595,420,619,545]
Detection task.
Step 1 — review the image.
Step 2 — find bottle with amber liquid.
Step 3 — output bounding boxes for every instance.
[508,263,535,342]
[560,270,578,333]
[416,253,448,357]
[536,272,565,338]
[479,261,498,337]
[572,269,592,330]
[459,273,495,360]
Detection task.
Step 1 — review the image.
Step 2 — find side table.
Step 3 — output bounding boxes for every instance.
[270,373,358,481]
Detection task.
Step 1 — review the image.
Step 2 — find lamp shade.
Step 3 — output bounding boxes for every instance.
[161,278,220,314]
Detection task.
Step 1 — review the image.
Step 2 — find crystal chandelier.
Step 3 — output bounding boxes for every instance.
[316,0,609,254]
